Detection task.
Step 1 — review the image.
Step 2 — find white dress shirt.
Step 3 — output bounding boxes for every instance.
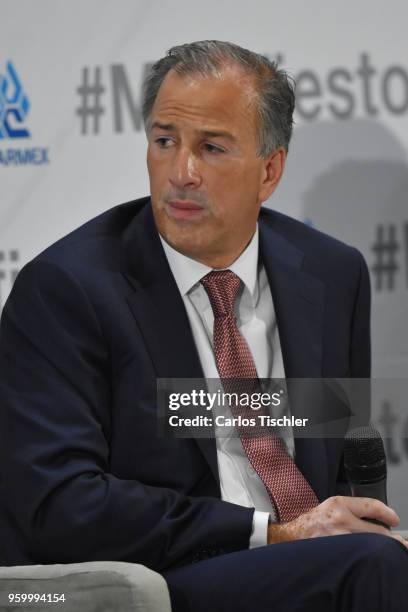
[160,226,294,547]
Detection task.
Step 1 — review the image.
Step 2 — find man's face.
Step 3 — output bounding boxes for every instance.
[146,64,285,267]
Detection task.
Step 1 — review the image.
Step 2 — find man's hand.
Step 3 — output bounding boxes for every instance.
[267,496,408,548]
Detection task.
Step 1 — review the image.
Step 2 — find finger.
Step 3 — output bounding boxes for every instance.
[344,497,400,528]
[349,516,396,537]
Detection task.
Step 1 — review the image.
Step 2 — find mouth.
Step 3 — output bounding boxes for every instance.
[166,200,206,220]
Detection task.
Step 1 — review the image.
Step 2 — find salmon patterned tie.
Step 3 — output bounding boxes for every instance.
[201,269,318,522]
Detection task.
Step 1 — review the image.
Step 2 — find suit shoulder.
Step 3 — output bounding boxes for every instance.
[260,207,363,263]
[31,196,150,271]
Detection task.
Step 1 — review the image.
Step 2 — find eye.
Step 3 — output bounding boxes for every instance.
[203,143,225,154]
[154,137,174,148]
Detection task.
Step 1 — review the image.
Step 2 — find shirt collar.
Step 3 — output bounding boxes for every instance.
[159,225,259,300]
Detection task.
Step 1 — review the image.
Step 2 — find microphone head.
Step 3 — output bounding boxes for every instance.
[344,426,386,484]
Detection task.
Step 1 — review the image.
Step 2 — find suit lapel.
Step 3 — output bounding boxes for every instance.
[122,201,219,482]
[259,213,324,379]
[259,211,329,501]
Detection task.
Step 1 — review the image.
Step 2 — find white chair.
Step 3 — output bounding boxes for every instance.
[0,561,171,611]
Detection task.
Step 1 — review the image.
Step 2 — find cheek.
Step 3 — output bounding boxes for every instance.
[241,162,263,191]
[149,173,168,205]
[147,150,166,185]
[206,165,239,203]
[209,168,258,212]
[214,159,259,193]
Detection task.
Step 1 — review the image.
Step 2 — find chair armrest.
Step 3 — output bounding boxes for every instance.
[0,561,171,611]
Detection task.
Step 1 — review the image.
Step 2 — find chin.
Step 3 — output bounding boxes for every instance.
[168,233,206,256]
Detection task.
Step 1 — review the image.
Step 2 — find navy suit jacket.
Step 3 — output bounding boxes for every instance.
[0,197,371,570]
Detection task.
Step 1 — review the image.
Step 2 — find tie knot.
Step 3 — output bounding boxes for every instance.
[200,270,241,318]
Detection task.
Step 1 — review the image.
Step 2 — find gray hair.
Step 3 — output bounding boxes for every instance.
[142,40,295,157]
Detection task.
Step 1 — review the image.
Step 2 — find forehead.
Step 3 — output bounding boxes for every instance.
[151,64,258,135]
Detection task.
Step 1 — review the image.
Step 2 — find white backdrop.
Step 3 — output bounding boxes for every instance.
[1,0,407,518]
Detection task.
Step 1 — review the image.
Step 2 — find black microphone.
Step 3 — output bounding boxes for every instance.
[344,425,389,528]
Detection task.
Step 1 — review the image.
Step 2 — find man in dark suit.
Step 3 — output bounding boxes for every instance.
[1,41,407,611]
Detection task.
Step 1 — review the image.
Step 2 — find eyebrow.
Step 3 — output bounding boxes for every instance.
[150,121,236,142]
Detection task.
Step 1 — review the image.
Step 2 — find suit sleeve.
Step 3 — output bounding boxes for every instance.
[349,249,372,431]
[335,248,372,496]
[0,260,253,570]
[349,249,371,378]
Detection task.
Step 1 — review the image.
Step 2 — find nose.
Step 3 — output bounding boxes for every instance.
[169,147,202,189]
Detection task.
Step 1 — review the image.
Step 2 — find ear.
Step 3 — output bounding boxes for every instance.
[258,147,287,203]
